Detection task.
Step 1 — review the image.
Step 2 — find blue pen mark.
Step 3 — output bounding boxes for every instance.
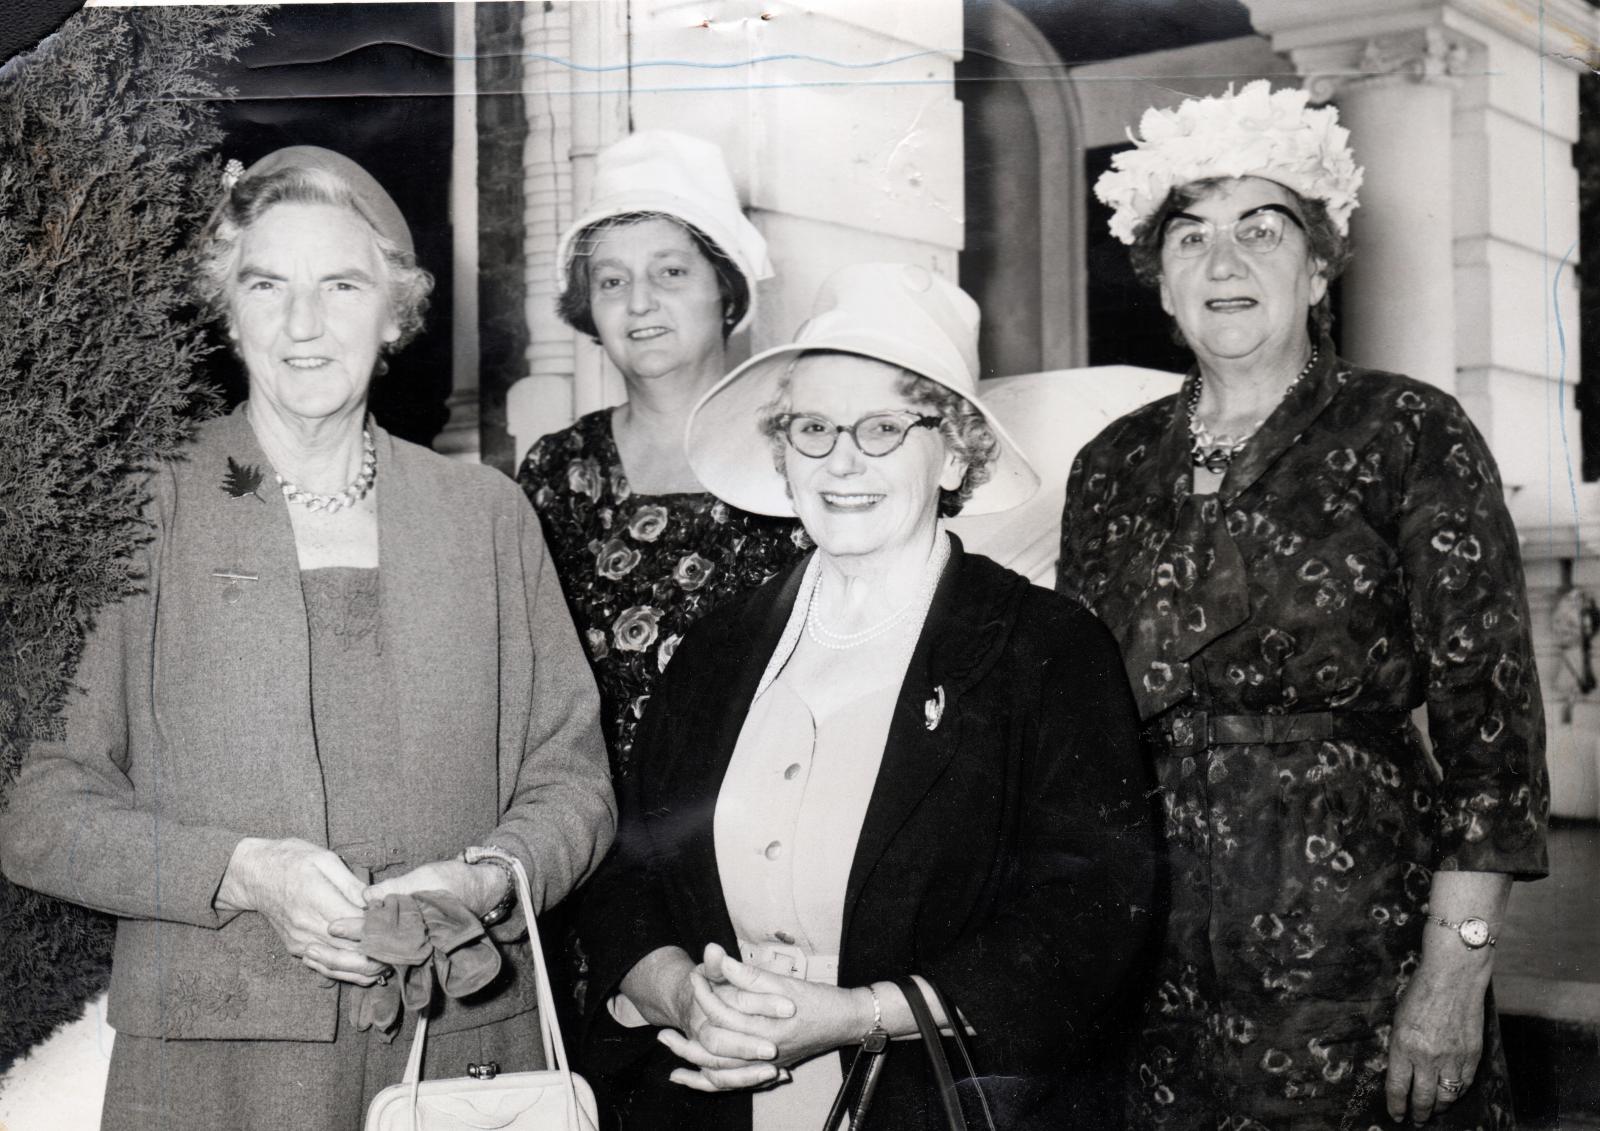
[1555,236,1581,561]
[520,48,944,74]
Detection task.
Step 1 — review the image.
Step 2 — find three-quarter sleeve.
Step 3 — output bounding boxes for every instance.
[1397,389,1548,876]
[482,496,616,922]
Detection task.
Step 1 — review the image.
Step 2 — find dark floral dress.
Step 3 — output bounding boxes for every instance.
[1057,344,1549,1131]
[517,409,807,783]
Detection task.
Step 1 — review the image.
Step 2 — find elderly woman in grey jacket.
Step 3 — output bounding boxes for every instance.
[0,146,615,1130]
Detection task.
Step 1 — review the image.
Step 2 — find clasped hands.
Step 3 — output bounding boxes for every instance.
[659,943,871,1093]
[216,837,508,986]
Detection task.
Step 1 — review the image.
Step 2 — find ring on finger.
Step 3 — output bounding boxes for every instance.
[1439,1077,1464,1093]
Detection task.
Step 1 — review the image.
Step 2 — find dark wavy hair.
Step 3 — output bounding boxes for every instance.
[1126,177,1352,340]
[558,211,749,341]
[195,165,434,362]
[757,351,998,518]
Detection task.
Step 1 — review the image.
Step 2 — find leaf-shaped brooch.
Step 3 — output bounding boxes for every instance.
[221,456,266,503]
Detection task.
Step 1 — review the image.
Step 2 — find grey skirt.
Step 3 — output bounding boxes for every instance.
[102,1001,544,1131]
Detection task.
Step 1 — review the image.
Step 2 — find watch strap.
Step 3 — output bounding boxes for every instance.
[1427,914,1496,947]
[466,852,518,926]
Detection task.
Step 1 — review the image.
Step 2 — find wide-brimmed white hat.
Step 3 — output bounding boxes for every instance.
[556,130,774,333]
[686,262,1039,517]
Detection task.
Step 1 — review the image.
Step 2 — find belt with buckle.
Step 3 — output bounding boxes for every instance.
[1142,709,1410,757]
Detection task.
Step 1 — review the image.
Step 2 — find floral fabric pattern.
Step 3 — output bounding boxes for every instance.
[1058,346,1548,1129]
[518,410,807,782]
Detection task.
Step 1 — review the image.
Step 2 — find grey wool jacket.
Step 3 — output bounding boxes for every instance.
[0,406,615,1041]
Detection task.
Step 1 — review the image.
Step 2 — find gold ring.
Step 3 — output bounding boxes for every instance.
[1439,1077,1464,1092]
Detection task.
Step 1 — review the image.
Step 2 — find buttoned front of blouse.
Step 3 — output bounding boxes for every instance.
[1058,345,1549,1127]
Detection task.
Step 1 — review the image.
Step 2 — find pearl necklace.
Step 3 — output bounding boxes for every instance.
[804,535,950,652]
[277,428,377,513]
[1187,347,1318,474]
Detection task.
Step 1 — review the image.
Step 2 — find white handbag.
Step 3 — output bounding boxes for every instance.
[364,846,600,1131]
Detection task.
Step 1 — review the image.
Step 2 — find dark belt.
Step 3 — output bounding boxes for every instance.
[1142,709,1411,757]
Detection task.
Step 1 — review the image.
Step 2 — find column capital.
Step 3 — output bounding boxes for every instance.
[1242,0,1600,75]
[1297,27,1475,104]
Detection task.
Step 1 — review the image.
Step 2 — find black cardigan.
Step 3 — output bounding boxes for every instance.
[577,538,1158,1129]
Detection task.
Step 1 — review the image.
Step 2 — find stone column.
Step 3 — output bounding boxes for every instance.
[1320,30,1465,394]
[504,0,631,465]
[436,1,482,460]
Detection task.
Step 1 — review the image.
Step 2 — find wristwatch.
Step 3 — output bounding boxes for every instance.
[1427,915,1496,949]
[466,853,518,927]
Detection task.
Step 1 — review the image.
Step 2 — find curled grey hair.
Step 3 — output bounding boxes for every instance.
[757,351,998,517]
[1127,177,1351,341]
[194,164,434,357]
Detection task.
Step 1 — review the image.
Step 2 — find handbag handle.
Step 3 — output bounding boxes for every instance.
[821,979,995,1131]
[894,977,968,1131]
[394,847,584,1129]
[465,846,571,1074]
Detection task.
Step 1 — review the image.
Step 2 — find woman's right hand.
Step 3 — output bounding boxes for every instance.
[215,837,389,985]
[618,944,795,1091]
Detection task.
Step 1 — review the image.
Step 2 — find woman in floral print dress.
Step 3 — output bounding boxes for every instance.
[518,130,805,784]
[1060,83,1548,1130]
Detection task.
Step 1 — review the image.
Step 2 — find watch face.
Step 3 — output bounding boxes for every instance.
[1459,918,1491,948]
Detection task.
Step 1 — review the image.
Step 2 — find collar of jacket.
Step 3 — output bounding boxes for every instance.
[678,533,1029,937]
[732,532,1025,710]
[1156,334,1350,508]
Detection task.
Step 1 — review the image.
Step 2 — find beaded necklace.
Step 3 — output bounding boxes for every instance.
[1187,346,1318,474]
[804,533,950,651]
[276,427,377,513]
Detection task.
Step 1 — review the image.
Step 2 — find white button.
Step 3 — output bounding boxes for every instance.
[764,840,782,860]
[783,763,802,780]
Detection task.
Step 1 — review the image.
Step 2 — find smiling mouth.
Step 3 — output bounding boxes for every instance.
[1205,298,1258,312]
[820,492,884,510]
[627,327,669,341]
[284,357,333,369]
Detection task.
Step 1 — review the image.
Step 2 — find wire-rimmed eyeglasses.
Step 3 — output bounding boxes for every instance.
[774,411,942,459]
[1161,204,1306,259]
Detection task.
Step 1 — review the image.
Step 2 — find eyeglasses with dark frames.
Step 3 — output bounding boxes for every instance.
[1161,204,1307,259]
[775,411,942,459]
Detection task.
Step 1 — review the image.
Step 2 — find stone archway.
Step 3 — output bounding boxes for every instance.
[959,0,1087,378]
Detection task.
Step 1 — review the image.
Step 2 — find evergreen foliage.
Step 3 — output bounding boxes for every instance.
[0,5,268,1070]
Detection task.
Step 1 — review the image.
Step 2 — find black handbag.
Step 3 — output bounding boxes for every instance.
[821,978,997,1131]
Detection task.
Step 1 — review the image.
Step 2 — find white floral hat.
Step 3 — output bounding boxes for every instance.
[1094,80,1364,244]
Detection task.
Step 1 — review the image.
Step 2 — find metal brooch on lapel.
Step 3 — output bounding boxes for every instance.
[924,685,945,731]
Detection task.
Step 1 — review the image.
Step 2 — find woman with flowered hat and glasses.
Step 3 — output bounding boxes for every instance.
[1058,81,1548,1128]
[575,263,1157,1129]
[0,147,614,1129]
[517,130,806,788]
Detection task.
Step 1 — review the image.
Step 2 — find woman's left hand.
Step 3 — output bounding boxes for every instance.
[665,944,870,1091]
[362,858,505,919]
[1384,959,1488,1123]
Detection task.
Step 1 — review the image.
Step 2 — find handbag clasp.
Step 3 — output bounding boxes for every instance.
[466,1061,500,1080]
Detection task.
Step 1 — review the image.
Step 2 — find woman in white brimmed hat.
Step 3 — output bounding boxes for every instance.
[1061,81,1547,1129]
[576,262,1157,1130]
[518,130,805,783]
